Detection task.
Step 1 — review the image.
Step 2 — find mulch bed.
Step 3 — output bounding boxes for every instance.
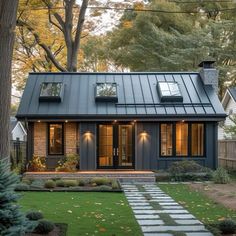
[26,223,67,236]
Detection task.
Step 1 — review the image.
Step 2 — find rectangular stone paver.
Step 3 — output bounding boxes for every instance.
[135,215,160,220]
[134,210,158,214]
[144,234,173,236]
[150,199,174,202]
[137,219,164,225]
[159,202,179,206]
[161,206,183,209]
[170,214,195,219]
[129,202,149,206]
[142,225,207,233]
[185,233,213,236]
[175,219,203,225]
[132,206,153,210]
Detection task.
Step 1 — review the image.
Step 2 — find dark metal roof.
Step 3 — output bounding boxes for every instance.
[16,72,226,120]
[228,87,236,102]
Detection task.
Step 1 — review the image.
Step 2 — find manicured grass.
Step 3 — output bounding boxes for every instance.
[19,192,142,236]
[159,184,236,224]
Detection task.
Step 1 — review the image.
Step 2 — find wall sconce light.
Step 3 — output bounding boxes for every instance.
[140,130,147,137]
[65,120,68,123]
[84,131,92,140]
[114,120,117,123]
[37,120,41,123]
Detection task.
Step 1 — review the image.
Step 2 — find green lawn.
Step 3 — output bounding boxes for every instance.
[19,192,142,236]
[159,184,236,224]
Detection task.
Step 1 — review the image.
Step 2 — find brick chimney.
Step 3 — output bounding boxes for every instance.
[199,59,219,93]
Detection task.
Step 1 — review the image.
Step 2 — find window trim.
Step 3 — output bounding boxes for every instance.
[157,82,183,102]
[47,122,64,156]
[95,82,118,102]
[159,122,205,158]
[39,82,64,102]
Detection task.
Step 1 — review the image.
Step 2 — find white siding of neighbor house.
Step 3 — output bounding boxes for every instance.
[218,95,236,140]
[12,122,26,141]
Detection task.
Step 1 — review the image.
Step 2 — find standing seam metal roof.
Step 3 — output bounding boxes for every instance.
[16,72,226,120]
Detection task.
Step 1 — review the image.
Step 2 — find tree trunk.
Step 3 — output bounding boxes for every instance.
[0,0,19,161]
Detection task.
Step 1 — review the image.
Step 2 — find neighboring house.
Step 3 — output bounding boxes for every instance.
[10,117,27,141]
[218,88,236,140]
[16,60,226,171]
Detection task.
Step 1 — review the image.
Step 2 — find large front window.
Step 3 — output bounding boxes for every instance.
[176,122,188,156]
[160,122,204,157]
[191,123,204,156]
[160,124,173,156]
[48,123,64,155]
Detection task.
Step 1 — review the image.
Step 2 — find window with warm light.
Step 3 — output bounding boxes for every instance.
[48,123,64,155]
[176,122,188,156]
[191,123,204,156]
[161,124,173,156]
[160,122,204,157]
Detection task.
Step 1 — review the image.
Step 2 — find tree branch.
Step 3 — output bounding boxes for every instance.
[17,19,67,72]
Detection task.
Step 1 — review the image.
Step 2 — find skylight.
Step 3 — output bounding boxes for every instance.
[95,83,118,102]
[157,82,183,102]
[39,82,63,102]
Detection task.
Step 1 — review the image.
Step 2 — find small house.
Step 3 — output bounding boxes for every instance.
[218,87,236,139]
[16,61,226,171]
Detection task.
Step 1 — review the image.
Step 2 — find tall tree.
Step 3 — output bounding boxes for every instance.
[17,0,89,72]
[0,0,19,160]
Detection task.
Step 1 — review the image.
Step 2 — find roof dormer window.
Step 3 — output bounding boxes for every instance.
[157,82,183,102]
[39,82,63,102]
[95,83,118,102]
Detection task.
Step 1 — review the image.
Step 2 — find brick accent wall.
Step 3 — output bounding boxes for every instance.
[34,122,47,157]
[65,122,78,155]
[33,122,78,158]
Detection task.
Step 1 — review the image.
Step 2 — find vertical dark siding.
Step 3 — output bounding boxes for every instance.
[80,123,96,170]
[136,121,218,170]
[136,123,158,170]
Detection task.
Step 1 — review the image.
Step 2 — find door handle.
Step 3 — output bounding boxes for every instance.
[113,148,116,156]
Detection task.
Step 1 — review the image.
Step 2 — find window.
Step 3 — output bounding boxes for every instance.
[176,122,188,156]
[160,122,205,157]
[160,124,173,156]
[157,82,183,102]
[39,82,63,102]
[48,123,64,155]
[191,123,204,156]
[95,83,118,102]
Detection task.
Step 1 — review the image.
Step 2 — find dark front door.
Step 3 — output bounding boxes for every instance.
[97,123,134,169]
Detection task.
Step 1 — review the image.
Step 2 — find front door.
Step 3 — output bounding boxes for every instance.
[97,123,134,169]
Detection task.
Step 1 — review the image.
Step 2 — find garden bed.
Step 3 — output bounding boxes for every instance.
[16,177,122,192]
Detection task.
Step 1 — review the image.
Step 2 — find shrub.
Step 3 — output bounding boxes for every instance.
[55,179,66,187]
[78,179,86,186]
[218,219,236,234]
[55,154,79,172]
[15,183,30,191]
[111,180,119,190]
[34,220,54,234]
[30,179,45,188]
[63,180,78,187]
[44,180,56,189]
[91,177,111,186]
[212,167,231,184]
[98,185,112,191]
[28,155,46,172]
[168,160,211,181]
[26,211,43,221]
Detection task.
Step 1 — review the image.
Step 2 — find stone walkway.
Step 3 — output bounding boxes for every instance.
[121,183,213,236]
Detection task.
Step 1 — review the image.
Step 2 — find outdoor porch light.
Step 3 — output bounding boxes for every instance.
[37,120,41,123]
[65,120,68,123]
[140,130,147,137]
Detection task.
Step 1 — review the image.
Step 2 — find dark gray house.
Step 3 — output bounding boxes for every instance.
[16,61,226,171]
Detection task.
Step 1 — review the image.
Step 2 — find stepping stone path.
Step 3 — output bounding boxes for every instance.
[121,183,213,236]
